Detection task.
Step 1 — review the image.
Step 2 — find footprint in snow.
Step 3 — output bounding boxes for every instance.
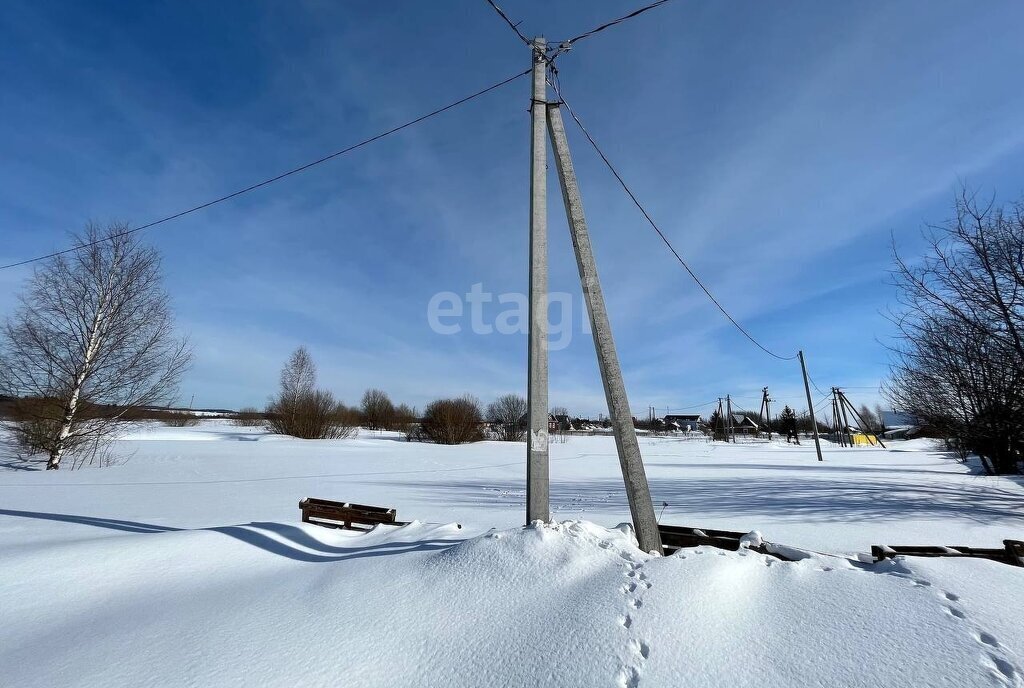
[627,639,651,660]
[930,588,1018,682]
[616,665,640,688]
[984,654,1017,683]
[977,632,1001,649]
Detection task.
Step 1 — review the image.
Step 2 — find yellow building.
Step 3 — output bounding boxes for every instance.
[850,432,879,446]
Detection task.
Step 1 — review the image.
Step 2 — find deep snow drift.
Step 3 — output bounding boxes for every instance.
[1,423,1022,687]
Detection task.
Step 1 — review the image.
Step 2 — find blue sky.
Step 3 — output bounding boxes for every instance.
[2,1,1024,419]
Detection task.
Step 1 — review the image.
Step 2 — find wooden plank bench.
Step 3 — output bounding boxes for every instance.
[658,524,794,561]
[871,540,1024,568]
[299,498,410,531]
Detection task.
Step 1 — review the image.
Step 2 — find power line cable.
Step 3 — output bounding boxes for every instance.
[550,82,799,362]
[0,68,531,272]
[662,399,718,412]
[483,0,531,46]
[806,371,828,397]
[556,0,674,48]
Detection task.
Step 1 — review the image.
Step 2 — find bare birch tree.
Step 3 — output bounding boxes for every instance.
[279,346,315,404]
[0,222,191,469]
[265,347,357,439]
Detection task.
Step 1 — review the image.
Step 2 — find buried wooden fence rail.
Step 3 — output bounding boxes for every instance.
[657,524,794,561]
[871,540,1024,568]
[295,503,1023,568]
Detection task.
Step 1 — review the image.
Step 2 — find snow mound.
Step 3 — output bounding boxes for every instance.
[3,518,1023,687]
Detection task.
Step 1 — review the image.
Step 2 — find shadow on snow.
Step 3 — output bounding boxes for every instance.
[0,508,462,563]
[369,474,1024,525]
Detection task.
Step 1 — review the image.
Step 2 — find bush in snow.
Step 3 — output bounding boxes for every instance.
[232,407,264,427]
[265,347,357,440]
[421,396,484,445]
[392,403,418,439]
[267,391,358,440]
[162,412,199,427]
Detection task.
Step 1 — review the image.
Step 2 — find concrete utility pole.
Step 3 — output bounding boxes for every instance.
[546,102,662,554]
[526,36,550,523]
[839,389,887,448]
[830,390,842,447]
[725,394,735,443]
[838,388,852,447]
[798,350,824,461]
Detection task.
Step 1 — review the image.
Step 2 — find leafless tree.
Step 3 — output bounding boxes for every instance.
[272,346,315,432]
[873,403,888,431]
[278,347,315,420]
[857,405,881,433]
[486,393,527,441]
[885,190,1024,474]
[265,347,357,439]
[0,222,191,469]
[361,388,395,430]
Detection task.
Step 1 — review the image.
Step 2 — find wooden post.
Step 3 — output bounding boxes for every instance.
[546,102,662,554]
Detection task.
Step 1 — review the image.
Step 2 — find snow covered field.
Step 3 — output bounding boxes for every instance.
[1,422,1022,687]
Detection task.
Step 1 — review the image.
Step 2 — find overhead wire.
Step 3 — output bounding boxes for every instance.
[0,68,531,271]
[806,371,829,397]
[555,0,675,48]
[483,0,531,46]
[662,399,719,412]
[549,81,799,362]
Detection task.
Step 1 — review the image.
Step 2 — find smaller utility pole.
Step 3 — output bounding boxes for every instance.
[760,386,773,441]
[830,389,843,447]
[725,394,735,443]
[838,388,852,447]
[838,389,887,448]
[797,350,824,462]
